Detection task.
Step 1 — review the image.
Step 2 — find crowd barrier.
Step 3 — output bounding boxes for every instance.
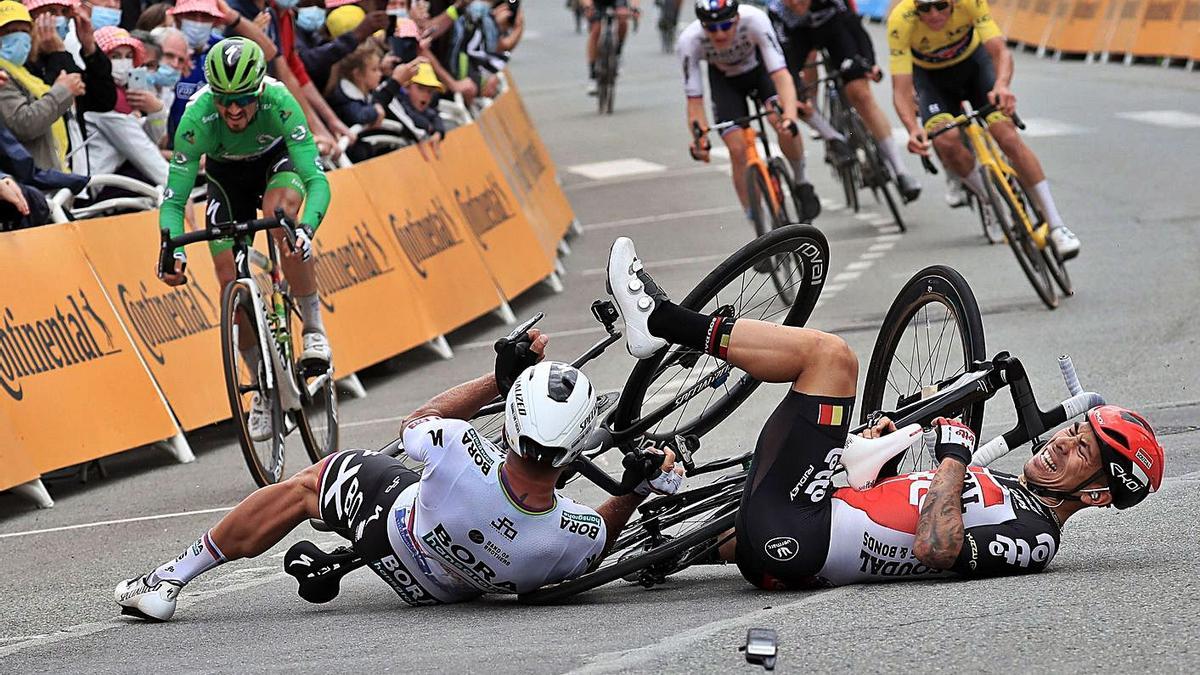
[862,0,1200,63]
[0,71,577,504]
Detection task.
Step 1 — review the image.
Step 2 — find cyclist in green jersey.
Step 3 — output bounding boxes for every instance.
[157,36,332,440]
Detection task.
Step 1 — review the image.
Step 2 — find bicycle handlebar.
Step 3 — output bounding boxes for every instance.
[690,99,796,159]
[917,102,1027,175]
[159,208,297,276]
[972,391,1105,466]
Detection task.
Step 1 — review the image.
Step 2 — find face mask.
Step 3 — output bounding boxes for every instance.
[295,6,325,32]
[466,0,490,21]
[110,57,132,86]
[275,0,300,8]
[54,15,72,39]
[179,19,213,49]
[0,32,32,66]
[153,63,181,88]
[387,8,408,17]
[91,6,122,30]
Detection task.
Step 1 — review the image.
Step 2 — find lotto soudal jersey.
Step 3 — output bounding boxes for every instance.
[818,467,1061,585]
[678,5,788,98]
[385,416,606,604]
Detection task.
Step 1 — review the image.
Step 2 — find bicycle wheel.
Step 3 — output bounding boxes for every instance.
[221,282,288,487]
[860,265,986,476]
[291,307,339,464]
[519,475,743,604]
[658,0,677,52]
[612,224,828,443]
[604,36,618,115]
[748,164,800,308]
[1010,176,1073,296]
[596,27,613,114]
[986,170,1057,309]
[851,115,906,233]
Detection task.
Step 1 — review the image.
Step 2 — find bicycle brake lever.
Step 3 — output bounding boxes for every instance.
[494,312,545,353]
[921,156,939,175]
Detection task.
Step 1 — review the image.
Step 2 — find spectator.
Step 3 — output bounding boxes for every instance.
[295,0,387,92]
[491,0,521,53]
[89,0,122,30]
[0,1,83,171]
[148,25,185,113]
[83,26,168,186]
[414,0,481,102]
[22,0,117,173]
[134,2,170,31]
[444,0,506,101]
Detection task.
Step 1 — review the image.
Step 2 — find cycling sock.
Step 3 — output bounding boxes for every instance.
[960,162,987,200]
[1032,180,1066,230]
[150,530,226,586]
[804,112,844,142]
[877,135,909,177]
[790,156,807,184]
[647,301,737,359]
[297,293,325,334]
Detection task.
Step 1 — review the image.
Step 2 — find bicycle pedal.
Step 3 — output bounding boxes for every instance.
[299,359,331,379]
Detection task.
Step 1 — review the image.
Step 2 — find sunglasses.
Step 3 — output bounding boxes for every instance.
[916,2,951,12]
[702,20,735,32]
[213,92,258,107]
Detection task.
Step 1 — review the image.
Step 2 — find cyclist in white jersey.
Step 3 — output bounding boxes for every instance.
[114,336,685,620]
[679,0,820,228]
[606,235,1165,589]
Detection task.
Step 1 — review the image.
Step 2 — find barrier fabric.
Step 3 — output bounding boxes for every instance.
[430,123,555,299]
[503,72,577,243]
[0,405,38,492]
[1043,0,1112,53]
[303,168,440,374]
[351,144,504,336]
[74,211,229,431]
[0,224,177,473]
[1131,0,1185,56]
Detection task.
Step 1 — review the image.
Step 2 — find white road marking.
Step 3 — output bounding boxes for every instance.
[868,242,895,252]
[823,283,847,293]
[581,205,742,232]
[860,251,886,260]
[833,270,862,282]
[853,212,874,221]
[567,158,668,180]
[868,215,894,226]
[0,506,235,539]
[875,233,903,242]
[1116,110,1200,129]
[1019,118,1090,137]
[565,163,730,191]
[845,260,874,271]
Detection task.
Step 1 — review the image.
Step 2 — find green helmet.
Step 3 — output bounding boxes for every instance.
[204,37,267,97]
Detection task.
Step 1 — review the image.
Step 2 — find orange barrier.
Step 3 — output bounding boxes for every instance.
[431,123,555,298]
[1190,2,1200,60]
[1131,0,1186,57]
[0,224,178,476]
[1,79,576,498]
[1042,0,1112,54]
[992,0,1198,58]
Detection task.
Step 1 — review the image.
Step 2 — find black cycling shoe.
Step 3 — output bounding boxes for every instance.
[827,138,856,168]
[795,182,821,223]
[896,174,922,204]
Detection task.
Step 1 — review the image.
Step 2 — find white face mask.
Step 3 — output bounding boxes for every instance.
[110,57,133,87]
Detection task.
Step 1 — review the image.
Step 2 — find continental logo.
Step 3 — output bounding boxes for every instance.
[496,113,546,194]
[312,222,393,311]
[0,290,120,401]
[118,276,218,365]
[387,200,462,279]
[453,173,516,249]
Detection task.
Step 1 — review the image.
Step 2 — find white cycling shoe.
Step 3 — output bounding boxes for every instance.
[1049,226,1080,260]
[248,391,273,442]
[606,237,669,359]
[300,331,331,367]
[944,175,970,209]
[115,574,182,622]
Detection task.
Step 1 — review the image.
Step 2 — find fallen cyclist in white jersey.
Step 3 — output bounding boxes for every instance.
[114,331,685,620]
[606,236,1165,588]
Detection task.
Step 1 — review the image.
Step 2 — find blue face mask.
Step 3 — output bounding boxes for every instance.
[0,31,32,66]
[467,0,490,21]
[91,6,122,30]
[295,6,326,32]
[275,0,300,8]
[179,19,213,49]
[152,63,181,88]
[54,15,71,39]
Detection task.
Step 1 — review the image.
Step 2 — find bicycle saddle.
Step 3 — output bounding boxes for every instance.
[284,540,363,604]
[840,423,927,490]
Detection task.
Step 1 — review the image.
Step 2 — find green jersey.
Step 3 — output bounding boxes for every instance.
[159,80,331,239]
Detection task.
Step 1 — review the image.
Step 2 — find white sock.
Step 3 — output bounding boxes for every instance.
[961,161,987,199]
[151,531,226,586]
[790,156,807,184]
[1032,179,1066,230]
[297,293,325,334]
[804,112,844,142]
[878,135,909,177]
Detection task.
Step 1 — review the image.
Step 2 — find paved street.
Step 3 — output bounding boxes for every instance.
[2,8,1198,674]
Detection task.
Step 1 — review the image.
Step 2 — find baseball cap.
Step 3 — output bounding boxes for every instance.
[325,4,363,37]
[410,62,443,91]
[0,1,32,29]
[22,0,79,13]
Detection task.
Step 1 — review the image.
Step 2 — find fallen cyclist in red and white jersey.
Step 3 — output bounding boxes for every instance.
[114,332,685,620]
[606,236,1165,588]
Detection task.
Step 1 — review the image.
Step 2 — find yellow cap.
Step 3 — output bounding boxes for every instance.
[411,62,443,91]
[326,5,364,38]
[0,1,33,30]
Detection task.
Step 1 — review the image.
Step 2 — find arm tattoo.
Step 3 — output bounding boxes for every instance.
[914,459,967,570]
[595,493,647,556]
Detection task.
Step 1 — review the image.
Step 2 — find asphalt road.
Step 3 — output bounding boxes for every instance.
[3,8,1199,674]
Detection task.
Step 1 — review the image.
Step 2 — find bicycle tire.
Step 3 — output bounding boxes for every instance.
[292,305,339,464]
[765,157,798,225]
[612,224,828,443]
[763,160,803,306]
[596,26,614,115]
[519,495,739,604]
[658,0,677,53]
[860,265,986,476]
[221,282,287,487]
[987,170,1057,309]
[1010,176,1073,296]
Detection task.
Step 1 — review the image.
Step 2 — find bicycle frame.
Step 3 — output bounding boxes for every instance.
[231,241,306,413]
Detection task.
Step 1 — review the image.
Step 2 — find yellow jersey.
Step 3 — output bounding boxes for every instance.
[886,0,1003,75]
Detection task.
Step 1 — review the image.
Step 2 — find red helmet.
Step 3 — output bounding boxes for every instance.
[1086,405,1164,510]
[695,0,738,24]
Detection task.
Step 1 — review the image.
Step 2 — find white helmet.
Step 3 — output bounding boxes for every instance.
[503,361,598,468]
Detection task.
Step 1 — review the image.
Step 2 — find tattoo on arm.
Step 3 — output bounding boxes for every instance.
[914,459,966,570]
[595,493,647,556]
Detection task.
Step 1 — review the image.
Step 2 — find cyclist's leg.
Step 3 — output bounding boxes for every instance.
[915,66,983,197]
[753,67,809,187]
[614,0,630,52]
[205,158,264,370]
[709,65,754,221]
[587,9,601,81]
